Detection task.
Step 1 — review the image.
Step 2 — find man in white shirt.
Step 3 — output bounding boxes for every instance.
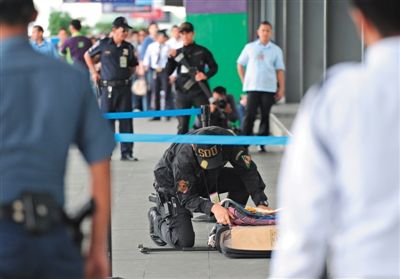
[270,0,400,278]
[237,21,285,152]
[143,29,172,120]
[166,25,183,106]
[166,25,183,50]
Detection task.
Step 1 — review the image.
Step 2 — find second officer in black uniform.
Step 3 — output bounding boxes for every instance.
[148,126,271,248]
[166,22,218,134]
[84,17,139,161]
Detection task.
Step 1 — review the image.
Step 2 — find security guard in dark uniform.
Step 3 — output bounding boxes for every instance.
[166,22,218,134]
[148,126,270,248]
[0,1,115,278]
[85,17,139,161]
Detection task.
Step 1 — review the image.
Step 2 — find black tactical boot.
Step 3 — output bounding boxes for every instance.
[148,207,167,246]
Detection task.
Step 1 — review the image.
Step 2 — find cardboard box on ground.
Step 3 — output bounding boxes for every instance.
[225,225,277,251]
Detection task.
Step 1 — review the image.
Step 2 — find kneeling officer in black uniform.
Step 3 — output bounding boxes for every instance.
[148,126,270,248]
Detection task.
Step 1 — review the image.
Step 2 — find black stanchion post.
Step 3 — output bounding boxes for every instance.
[201,105,210,128]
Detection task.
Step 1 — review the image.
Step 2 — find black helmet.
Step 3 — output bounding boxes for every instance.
[193,144,223,170]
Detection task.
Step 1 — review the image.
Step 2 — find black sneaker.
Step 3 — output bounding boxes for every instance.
[121,154,139,161]
[192,214,216,223]
[148,207,167,246]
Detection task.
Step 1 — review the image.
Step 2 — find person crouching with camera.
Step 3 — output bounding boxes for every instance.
[209,86,239,129]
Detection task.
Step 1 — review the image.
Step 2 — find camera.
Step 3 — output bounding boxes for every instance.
[215,99,227,110]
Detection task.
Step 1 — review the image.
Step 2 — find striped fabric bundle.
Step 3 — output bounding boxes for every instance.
[221,198,278,226]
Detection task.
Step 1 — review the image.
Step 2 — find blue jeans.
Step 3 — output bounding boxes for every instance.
[0,220,83,279]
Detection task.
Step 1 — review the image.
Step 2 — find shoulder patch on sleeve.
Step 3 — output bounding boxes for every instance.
[89,40,100,52]
[177,180,189,193]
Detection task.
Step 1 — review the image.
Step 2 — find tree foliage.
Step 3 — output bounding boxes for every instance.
[48,10,72,36]
[94,22,113,35]
[48,10,91,36]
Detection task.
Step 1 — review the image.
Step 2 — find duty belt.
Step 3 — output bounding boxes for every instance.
[99,79,130,87]
[0,192,64,234]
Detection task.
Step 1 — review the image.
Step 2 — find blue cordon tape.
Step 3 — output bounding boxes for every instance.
[114,133,289,146]
[104,108,201,119]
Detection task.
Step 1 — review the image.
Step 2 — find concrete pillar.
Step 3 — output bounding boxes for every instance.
[327,0,362,66]
[303,0,327,93]
[285,0,303,103]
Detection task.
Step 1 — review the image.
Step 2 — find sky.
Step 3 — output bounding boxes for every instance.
[32,0,185,35]
[33,0,103,34]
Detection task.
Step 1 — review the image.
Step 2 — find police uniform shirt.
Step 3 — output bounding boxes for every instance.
[165,42,218,92]
[143,41,170,70]
[87,37,138,80]
[237,40,285,93]
[0,37,116,206]
[270,37,400,278]
[154,126,268,215]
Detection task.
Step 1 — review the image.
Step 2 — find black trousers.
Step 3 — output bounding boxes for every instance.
[152,168,250,248]
[241,91,276,136]
[145,69,154,110]
[151,70,174,114]
[99,85,133,156]
[175,89,208,134]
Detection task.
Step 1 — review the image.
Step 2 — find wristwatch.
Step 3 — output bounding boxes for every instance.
[258,200,269,207]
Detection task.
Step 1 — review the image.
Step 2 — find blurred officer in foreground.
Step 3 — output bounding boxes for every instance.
[0,1,115,278]
[166,22,218,134]
[148,126,270,248]
[85,17,139,161]
[270,0,400,278]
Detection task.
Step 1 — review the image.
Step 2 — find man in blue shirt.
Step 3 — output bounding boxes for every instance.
[0,1,115,278]
[30,25,59,59]
[138,21,159,111]
[237,21,285,152]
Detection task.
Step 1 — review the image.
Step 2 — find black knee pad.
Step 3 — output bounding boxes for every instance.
[176,232,195,248]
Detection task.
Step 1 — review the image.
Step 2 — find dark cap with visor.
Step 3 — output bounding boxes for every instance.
[112,16,132,29]
[179,22,194,33]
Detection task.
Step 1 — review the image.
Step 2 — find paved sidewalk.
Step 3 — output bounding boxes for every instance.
[64,107,297,279]
[272,103,299,132]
